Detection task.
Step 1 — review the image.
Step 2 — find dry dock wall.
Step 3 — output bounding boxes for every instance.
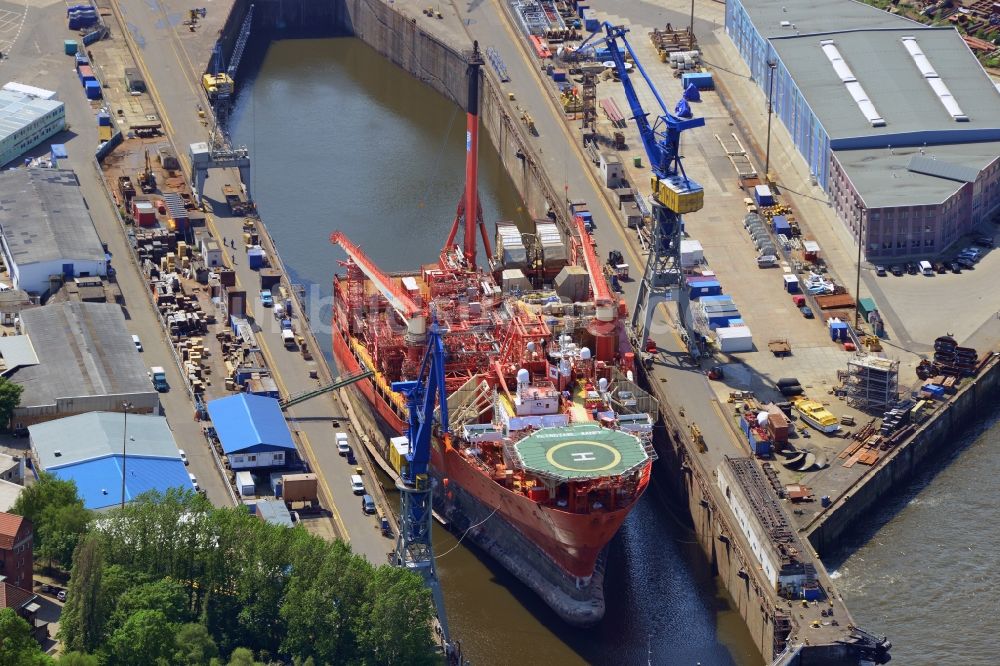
[233,0,565,227]
[806,355,1000,556]
[214,1,857,663]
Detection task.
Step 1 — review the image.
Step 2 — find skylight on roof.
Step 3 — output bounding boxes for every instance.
[900,36,968,122]
[820,40,885,127]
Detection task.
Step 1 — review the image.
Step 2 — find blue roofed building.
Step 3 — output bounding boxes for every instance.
[206,394,297,470]
[28,412,192,510]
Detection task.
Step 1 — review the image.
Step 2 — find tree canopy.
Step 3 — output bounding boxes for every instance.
[0,376,23,429]
[55,490,439,665]
[10,472,90,568]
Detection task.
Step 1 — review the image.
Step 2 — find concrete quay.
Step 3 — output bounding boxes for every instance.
[86,0,1000,662]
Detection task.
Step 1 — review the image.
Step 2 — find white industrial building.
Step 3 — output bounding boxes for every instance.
[0,169,107,296]
[0,87,65,167]
[4,302,159,427]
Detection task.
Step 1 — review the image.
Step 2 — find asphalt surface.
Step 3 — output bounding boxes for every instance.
[108,0,394,562]
[4,0,231,506]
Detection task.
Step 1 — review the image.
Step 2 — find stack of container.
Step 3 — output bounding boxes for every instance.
[687,275,721,299]
[535,220,567,268]
[740,412,773,457]
[67,3,99,30]
[699,294,739,329]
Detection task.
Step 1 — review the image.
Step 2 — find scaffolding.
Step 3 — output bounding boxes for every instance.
[845,355,899,412]
[581,72,597,139]
[512,0,550,36]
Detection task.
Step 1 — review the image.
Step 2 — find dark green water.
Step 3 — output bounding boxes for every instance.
[230,37,760,666]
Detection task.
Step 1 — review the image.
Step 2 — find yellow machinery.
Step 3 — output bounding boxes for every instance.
[689,423,706,452]
[202,73,234,99]
[650,174,704,214]
[561,90,582,113]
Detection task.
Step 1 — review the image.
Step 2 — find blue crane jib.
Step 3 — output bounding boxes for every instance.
[578,22,708,353]
[581,23,706,216]
[391,321,449,486]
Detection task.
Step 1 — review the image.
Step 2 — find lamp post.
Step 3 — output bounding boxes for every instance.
[120,401,133,510]
[765,60,777,183]
[690,0,695,39]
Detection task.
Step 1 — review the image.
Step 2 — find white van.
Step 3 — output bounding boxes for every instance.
[350,474,365,495]
[131,334,143,352]
[919,260,934,276]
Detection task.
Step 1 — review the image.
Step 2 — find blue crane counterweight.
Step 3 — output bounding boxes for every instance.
[580,22,708,357]
[390,320,451,644]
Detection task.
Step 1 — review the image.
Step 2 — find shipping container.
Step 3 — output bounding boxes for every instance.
[236,471,255,497]
[64,40,79,55]
[783,274,800,293]
[281,473,319,503]
[681,72,714,90]
[716,325,753,352]
[753,184,774,206]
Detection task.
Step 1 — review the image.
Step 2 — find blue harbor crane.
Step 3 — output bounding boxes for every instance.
[578,23,707,358]
[391,319,451,645]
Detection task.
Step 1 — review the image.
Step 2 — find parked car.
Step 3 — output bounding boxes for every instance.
[950,262,962,274]
[973,236,994,248]
[875,265,886,276]
[336,432,350,456]
[131,334,143,352]
[350,474,365,495]
[346,449,357,465]
[188,473,199,492]
[935,262,947,274]
[361,494,376,515]
[905,261,918,275]
[260,289,273,307]
[799,306,814,319]
[890,264,904,276]
[178,449,188,465]
[956,256,976,269]
[57,590,66,602]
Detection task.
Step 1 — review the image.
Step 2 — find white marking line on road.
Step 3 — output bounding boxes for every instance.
[0,1,28,53]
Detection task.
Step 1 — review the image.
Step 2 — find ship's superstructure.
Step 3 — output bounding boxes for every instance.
[329,42,656,624]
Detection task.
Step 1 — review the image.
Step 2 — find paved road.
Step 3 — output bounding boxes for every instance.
[110,0,394,562]
[6,0,232,506]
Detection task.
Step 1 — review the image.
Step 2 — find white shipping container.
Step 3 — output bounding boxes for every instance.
[2,82,58,100]
[716,325,753,353]
[680,239,704,267]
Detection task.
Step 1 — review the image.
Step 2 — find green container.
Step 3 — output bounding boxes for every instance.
[633,156,642,168]
[64,40,78,55]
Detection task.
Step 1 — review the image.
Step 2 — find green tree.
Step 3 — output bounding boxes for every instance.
[58,535,105,654]
[0,376,23,429]
[279,539,371,663]
[172,622,219,665]
[11,472,88,568]
[110,578,190,631]
[37,501,91,567]
[108,609,175,666]
[0,608,52,665]
[225,647,264,666]
[56,653,100,666]
[356,567,438,666]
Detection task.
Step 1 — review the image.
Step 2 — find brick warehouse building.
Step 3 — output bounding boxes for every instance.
[0,511,33,592]
[725,0,1000,261]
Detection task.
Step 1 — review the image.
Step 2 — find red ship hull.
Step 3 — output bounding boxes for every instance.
[331,320,650,580]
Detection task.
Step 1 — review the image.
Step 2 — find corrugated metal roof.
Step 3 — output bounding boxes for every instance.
[906,155,980,183]
[50,455,193,510]
[0,168,106,268]
[13,302,154,409]
[29,412,181,469]
[206,394,296,454]
[0,90,63,145]
[255,499,293,527]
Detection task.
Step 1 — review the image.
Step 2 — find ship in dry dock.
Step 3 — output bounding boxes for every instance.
[329,43,659,624]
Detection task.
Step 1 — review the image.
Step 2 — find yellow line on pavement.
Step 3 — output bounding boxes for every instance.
[298,429,350,542]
